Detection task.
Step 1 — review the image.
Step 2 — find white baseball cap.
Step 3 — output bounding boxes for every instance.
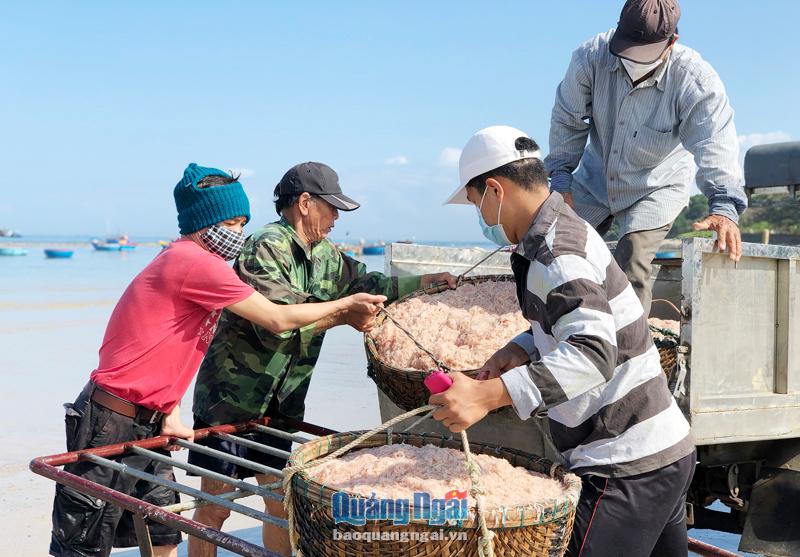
[444,125,541,205]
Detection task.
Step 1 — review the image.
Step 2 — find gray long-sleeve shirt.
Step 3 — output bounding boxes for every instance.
[545,30,747,237]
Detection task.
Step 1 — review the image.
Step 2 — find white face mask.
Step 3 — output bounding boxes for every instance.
[621,57,663,82]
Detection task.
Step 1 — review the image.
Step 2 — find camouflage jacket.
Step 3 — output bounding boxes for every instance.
[192,218,421,425]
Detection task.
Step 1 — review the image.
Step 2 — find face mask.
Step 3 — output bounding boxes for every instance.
[200,225,245,260]
[621,57,663,82]
[476,188,512,247]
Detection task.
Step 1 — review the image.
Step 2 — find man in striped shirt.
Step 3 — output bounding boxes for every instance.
[546,0,747,313]
[437,125,695,556]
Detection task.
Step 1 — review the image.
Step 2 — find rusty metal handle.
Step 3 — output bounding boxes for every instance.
[688,537,741,557]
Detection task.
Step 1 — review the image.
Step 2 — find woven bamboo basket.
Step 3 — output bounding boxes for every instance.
[649,300,681,381]
[365,275,518,411]
[366,276,681,410]
[287,431,581,557]
[653,335,678,379]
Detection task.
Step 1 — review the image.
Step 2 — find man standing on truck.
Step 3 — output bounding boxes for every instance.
[545,0,748,312]
[439,125,696,556]
[188,161,456,557]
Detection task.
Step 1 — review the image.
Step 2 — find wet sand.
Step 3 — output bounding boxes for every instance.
[3,303,379,556]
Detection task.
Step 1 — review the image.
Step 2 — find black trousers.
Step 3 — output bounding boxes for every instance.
[49,383,181,557]
[567,451,696,557]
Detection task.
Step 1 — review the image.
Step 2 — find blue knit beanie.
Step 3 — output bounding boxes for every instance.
[173,163,251,235]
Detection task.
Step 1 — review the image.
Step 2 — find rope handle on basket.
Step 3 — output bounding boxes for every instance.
[649,299,681,340]
[282,404,496,557]
[652,298,682,318]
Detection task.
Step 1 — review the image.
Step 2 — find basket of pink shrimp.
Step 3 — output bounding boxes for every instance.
[284,429,582,557]
[365,275,527,412]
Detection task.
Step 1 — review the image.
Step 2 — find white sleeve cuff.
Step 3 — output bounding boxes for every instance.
[510,332,536,357]
[500,365,543,420]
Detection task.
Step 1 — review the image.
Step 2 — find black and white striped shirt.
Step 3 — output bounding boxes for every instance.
[500,192,693,477]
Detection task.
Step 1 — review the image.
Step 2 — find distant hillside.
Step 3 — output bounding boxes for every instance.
[600,193,800,241]
[669,194,800,237]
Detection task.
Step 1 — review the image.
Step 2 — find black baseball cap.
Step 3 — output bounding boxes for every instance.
[276,162,360,211]
[609,0,681,63]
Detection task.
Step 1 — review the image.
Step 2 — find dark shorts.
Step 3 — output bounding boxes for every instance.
[187,416,293,480]
[50,383,182,557]
[566,450,697,557]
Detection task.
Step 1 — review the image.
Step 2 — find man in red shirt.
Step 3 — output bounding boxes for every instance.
[49,163,385,557]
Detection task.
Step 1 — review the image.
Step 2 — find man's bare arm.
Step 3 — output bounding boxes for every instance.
[226,292,384,334]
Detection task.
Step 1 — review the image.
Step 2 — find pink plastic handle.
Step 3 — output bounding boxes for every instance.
[424,370,453,394]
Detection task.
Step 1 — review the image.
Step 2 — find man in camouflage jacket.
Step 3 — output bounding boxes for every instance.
[187,162,455,557]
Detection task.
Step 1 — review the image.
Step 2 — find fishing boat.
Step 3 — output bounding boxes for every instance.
[92,240,122,252]
[0,247,28,256]
[44,249,74,259]
[362,244,386,256]
[0,229,21,238]
[93,243,122,251]
[335,243,362,257]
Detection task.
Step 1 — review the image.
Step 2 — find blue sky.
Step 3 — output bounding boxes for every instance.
[1,1,797,242]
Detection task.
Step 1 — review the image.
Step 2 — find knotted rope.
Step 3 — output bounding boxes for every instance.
[281,403,495,557]
[459,429,495,556]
